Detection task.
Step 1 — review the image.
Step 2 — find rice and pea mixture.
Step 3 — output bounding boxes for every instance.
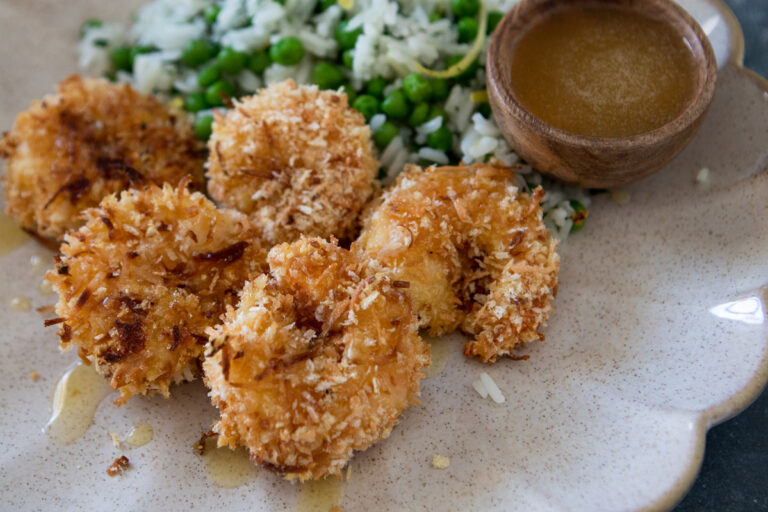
[78,0,590,239]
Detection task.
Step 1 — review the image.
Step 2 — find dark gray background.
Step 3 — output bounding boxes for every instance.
[673,1,767,510]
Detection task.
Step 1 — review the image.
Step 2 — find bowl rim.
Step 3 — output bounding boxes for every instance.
[486,0,719,150]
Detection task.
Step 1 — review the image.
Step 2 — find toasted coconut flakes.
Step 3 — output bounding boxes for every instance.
[431,455,450,469]
[106,455,130,476]
[479,372,505,404]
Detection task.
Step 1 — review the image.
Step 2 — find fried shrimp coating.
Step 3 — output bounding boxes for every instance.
[206,80,378,244]
[355,163,559,363]
[0,75,204,239]
[46,182,266,404]
[204,237,429,480]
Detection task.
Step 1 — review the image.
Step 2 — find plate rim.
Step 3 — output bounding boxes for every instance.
[645,3,768,508]
[0,1,765,510]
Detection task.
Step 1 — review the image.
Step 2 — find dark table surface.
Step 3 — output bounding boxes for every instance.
[673,1,768,510]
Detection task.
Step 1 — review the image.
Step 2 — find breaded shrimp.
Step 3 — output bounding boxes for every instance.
[45,182,266,404]
[355,163,559,363]
[204,237,429,480]
[206,80,378,244]
[0,75,204,239]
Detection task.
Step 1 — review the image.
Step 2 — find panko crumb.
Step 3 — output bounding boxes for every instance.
[610,189,631,204]
[109,432,122,449]
[28,371,39,381]
[206,80,377,244]
[106,455,130,477]
[431,455,450,470]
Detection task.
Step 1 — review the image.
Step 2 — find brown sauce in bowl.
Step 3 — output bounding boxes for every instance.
[509,5,698,138]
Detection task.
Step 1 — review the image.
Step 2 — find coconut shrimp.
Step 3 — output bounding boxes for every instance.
[355,163,559,363]
[45,182,266,404]
[0,75,204,239]
[204,237,429,480]
[206,80,378,244]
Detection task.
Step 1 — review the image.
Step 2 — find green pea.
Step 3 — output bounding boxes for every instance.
[197,64,221,87]
[365,76,387,98]
[426,126,452,151]
[318,0,336,11]
[373,121,399,149]
[430,79,450,101]
[195,114,214,140]
[184,92,209,113]
[352,95,380,122]
[450,0,479,18]
[381,89,409,120]
[445,54,479,82]
[334,21,363,51]
[205,80,235,107]
[217,46,247,74]
[341,84,357,106]
[247,51,271,74]
[80,19,102,38]
[311,62,344,90]
[487,11,503,33]
[203,5,221,24]
[408,102,430,127]
[342,49,355,69]
[428,104,447,121]
[569,200,588,232]
[457,17,479,43]
[402,73,432,103]
[181,39,218,67]
[269,37,305,66]
[110,46,133,72]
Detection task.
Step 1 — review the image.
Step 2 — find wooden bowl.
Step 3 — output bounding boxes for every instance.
[486,0,717,188]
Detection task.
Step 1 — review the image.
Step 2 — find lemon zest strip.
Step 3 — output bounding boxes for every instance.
[414,0,487,79]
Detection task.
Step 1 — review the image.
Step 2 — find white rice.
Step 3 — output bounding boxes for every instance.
[479,372,505,404]
[369,113,386,132]
[696,167,710,185]
[417,147,449,164]
[472,377,489,399]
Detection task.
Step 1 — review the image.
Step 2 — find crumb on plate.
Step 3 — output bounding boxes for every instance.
[431,455,450,470]
[106,455,130,477]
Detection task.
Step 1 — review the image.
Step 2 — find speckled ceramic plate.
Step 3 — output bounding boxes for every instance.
[0,1,766,510]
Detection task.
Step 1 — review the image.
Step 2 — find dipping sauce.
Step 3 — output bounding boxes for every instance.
[509,5,698,137]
